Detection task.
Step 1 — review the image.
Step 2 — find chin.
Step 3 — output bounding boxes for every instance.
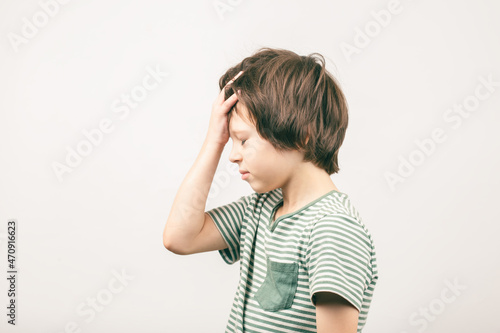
[250,181,280,195]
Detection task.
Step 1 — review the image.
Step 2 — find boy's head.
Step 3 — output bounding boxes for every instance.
[220,47,348,189]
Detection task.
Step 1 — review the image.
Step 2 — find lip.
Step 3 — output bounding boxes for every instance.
[241,171,250,181]
[239,170,249,174]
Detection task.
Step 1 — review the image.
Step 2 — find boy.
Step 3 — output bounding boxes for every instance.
[163,47,378,332]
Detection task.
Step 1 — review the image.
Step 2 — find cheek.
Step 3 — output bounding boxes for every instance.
[246,140,285,169]
[247,143,272,160]
[244,141,263,162]
[248,148,281,171]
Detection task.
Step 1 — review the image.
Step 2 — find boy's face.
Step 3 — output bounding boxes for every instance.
[228,104,306,194]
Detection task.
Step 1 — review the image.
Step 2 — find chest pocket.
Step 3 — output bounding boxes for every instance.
[254,257,299,311]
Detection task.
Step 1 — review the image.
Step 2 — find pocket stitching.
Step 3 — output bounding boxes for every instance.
[255,258,298,311]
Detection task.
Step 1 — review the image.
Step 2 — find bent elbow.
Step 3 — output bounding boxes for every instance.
[163,237,189,255]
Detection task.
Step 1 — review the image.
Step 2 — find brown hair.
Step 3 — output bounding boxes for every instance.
[219,47,348,175]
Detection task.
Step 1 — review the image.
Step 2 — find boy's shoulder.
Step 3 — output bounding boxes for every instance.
[319,191,362,222]
[315,192,377,251]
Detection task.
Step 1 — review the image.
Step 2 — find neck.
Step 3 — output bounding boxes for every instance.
[279,162,339,214]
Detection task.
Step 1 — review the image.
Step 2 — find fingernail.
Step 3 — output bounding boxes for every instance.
[233,70,244,81]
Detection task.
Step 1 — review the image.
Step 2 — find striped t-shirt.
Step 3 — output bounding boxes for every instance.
[206,187,378,332]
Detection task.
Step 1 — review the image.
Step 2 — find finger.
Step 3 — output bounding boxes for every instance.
[216,71,243,105]
[221,93,239,111]
[224,92,238,105]
[224,70,244,88]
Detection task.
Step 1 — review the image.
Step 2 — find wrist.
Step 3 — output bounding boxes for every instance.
[204,135,226,148]
[203,136,226,149]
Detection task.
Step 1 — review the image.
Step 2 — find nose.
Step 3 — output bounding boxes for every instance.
[228,140,242,164]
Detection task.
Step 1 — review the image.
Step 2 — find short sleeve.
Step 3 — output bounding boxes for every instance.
[206,193,255,265]
[306,213,373,311]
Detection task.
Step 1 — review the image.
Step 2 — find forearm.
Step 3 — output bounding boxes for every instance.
[163,137,225,248]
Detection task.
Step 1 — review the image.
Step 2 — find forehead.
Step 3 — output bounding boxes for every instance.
[228,105,254,135]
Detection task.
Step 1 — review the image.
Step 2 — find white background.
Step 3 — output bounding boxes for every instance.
[1,0,499,332]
